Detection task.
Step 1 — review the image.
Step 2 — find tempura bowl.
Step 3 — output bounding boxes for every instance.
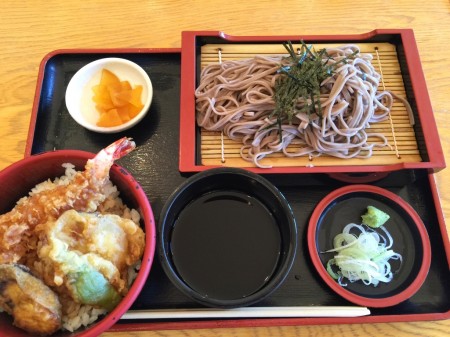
[0,150,156,337]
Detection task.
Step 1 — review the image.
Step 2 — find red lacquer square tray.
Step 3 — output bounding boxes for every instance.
[179,29,445,176]
[8,31,448,332]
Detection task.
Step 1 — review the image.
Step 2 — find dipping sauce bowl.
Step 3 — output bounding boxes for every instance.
[158,167,297,308]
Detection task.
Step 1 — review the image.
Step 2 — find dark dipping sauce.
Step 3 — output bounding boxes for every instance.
[170,190,282,300]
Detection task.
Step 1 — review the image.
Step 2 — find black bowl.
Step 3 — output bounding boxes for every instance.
[158,167,297,308]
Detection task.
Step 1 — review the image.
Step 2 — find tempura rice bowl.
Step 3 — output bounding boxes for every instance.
[0,150,156,337]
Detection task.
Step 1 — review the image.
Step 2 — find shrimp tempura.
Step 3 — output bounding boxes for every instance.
[0,137,136,264]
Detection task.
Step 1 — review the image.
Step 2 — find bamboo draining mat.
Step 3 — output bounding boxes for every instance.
[198,42,421,168]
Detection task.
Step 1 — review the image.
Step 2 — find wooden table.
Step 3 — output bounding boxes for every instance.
[0,0,448,336]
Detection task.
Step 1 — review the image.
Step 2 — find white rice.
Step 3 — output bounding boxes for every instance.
[62,302,107,332]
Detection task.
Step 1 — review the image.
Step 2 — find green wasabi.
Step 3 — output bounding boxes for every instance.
[361,205,390,228]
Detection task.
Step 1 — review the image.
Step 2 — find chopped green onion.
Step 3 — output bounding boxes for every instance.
[323,223,402,287]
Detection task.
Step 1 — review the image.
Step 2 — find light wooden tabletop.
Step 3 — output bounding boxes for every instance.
[0,0,449,336]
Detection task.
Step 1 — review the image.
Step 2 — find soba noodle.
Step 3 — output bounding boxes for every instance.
[195,45,395,168]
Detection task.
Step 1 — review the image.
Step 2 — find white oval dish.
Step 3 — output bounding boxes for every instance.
[65,57,153,133]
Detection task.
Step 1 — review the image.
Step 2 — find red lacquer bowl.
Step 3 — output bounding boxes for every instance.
[0,150,156,337]
[307,184,431,308]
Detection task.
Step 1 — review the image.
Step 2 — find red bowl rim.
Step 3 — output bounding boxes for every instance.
[307,184,431,308]
[0,150,156,336]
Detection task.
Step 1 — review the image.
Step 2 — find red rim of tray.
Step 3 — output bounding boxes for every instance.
[307,184,432,308]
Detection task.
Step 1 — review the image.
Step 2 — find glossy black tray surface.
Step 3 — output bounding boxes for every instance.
[29,50,449,326]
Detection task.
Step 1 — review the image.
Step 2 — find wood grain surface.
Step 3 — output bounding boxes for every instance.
[0,1,449,336]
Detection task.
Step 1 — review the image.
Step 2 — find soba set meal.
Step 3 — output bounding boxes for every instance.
[0,41,413,334]
[195,42,409,168]
[0,137,145,335]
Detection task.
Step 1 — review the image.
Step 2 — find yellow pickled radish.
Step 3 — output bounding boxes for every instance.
[92,69,144,127]
[97,109,123,127]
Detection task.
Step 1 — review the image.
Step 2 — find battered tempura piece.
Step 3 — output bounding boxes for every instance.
[0,137,136,264]
[0,264,62,335]
[36,210,145,307]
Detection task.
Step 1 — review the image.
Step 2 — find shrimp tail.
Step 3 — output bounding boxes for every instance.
[102,137,136,161]
[87,137,136,180]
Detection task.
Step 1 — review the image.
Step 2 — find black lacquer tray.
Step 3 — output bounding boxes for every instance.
[26,49,449,330]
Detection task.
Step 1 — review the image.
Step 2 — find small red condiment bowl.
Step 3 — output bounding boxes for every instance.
[0,150,156,337]
[307,184,431,308]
